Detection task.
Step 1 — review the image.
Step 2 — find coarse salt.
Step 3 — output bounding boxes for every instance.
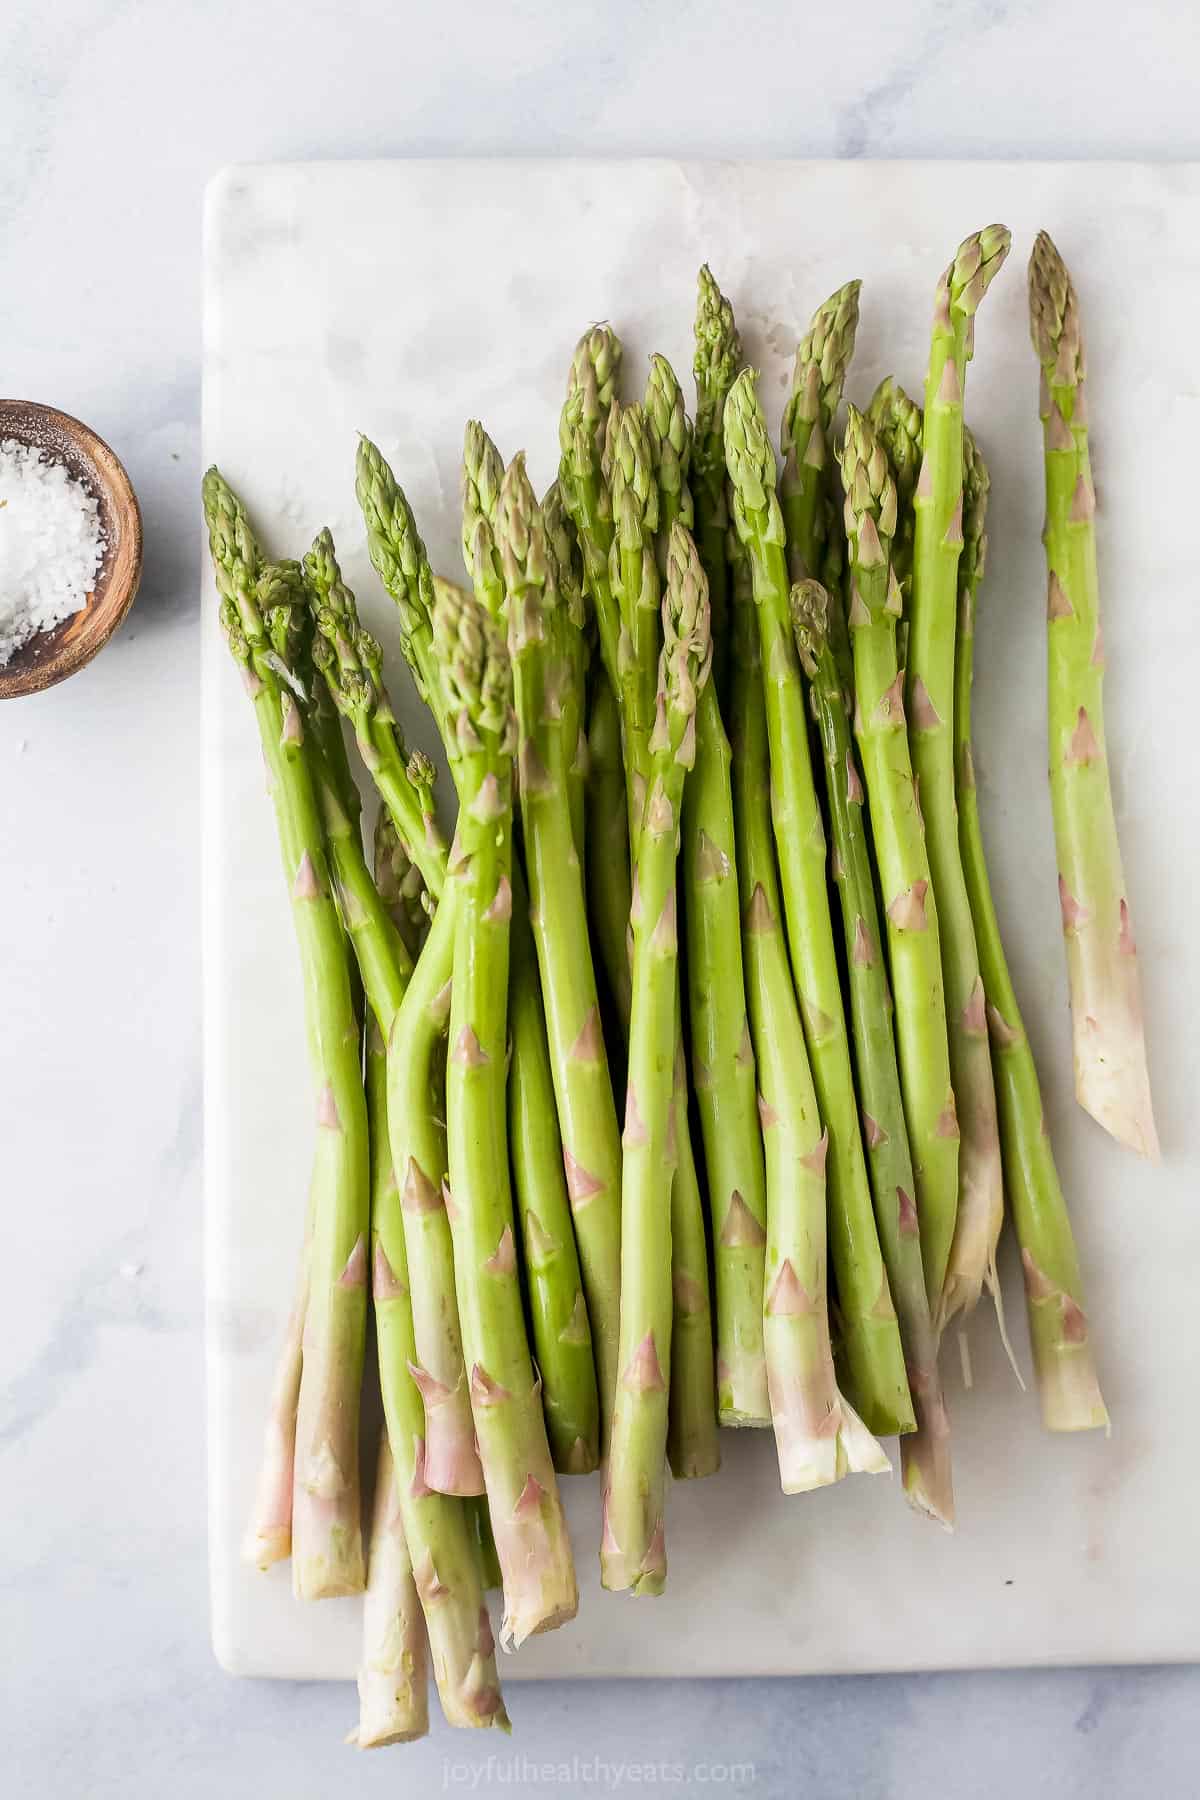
[0,438,106,667]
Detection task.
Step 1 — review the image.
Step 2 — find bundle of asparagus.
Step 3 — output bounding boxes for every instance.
[204,224,1146,1749]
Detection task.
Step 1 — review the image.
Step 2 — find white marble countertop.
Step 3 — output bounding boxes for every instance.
[4,3,1199,1795]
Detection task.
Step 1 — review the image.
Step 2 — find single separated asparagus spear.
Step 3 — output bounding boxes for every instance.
[602,524,712,1595]
[435,578,578,1646]
[840,407,959,1309]
[780,280,862,694]
[204,472,369,1599]
[497,454,618,1450]
[366,1017,511,1729]
[907,228,1010,1328]
[724,372,913,1437]
[729,542,889,1491]
[648,350,768,1428]
[692,264,742,703]
[1028,230,1158,1160]
[954,430,1108,1430]
[793,581,953,1523]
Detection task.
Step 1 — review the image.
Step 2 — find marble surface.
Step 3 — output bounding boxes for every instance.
[5,2,1200,1794]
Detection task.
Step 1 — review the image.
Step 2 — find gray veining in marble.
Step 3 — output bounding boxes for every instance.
[4,2,1200,1795]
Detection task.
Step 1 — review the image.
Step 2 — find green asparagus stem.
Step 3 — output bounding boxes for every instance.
[645,350,768,1429]
[839,407,959,1310]
[614,395,720,1475]
[541,478,590,865]
[692,265,742,703]
[470,1496,503,1593]
[603,524,711,1595]
[585,672,634,1032]
[907,228,1010,1327]
[366,1016,511,1729]
[499,456,620,1455]
[436,579,578,1645]
[724,373,913,1437]
[781,281,861,693]
[385,887,485,1498]
[508,904,602,1472]
[1028,230,1158,1159]
[954,428,1108,1430]
[204,471,369,1600]
[355,1431,430,1748]
[729,548,889,1491]
[666,1045,720,1480]
[794,581,953,1523]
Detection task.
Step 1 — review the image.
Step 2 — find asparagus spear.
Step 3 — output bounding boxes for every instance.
[648,351,768,1428]
[558,324,624,689]
[781,281,862,694]
[1028,230,1158,1159]
[867,377,923,612]
[354,1427,429,1748]
[839,406,959,1309]
[435,577,578,1645]
[603,523,711,1594]
[907,228,1010,1328]
[498,453,617,1454]
[692,265,742,703]
[367,1016,511,1729]
[242,1224,310,1570]
[584,672,634,1032]
[375,808,432,960]
[541,477,590,865]
[204,472,370,1599]
[954,429,1108,1430]
[724,372,913,1437]
[794,581,953,1523]
[729,545,888,1491]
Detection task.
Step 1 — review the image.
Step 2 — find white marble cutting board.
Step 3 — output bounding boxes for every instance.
[203,160,1199,1681]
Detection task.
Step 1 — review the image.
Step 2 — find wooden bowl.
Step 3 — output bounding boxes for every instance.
[0,400,143,699]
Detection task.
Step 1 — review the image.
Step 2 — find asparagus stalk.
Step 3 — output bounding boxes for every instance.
[724,373,913,1437]
[508,905,603,1473]
[692,264,742,703]
[613,395,720,1476]
[839,407,959,1309]
[541,478,590,865]
[435,578,578,1645]
[603,523,711,1594]
[242,1223,310,1570]
[867,377,923,614]
[648,351,768,1428]
[793,581,953,1522]
[354,1426,430,1748]
[367,1016,511,1729]
[781,281,862,693]
[1028,230,1158,1159]
[375,809,432,960]
[498,453,616,1456]
[907,228,1010,1328]
[204,472,369,1599]
[728,547,888,1490]
[666,1049,720,1480]
[585,672,634,1032]
[558,324,624,690]
[954,428,1108,1430]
